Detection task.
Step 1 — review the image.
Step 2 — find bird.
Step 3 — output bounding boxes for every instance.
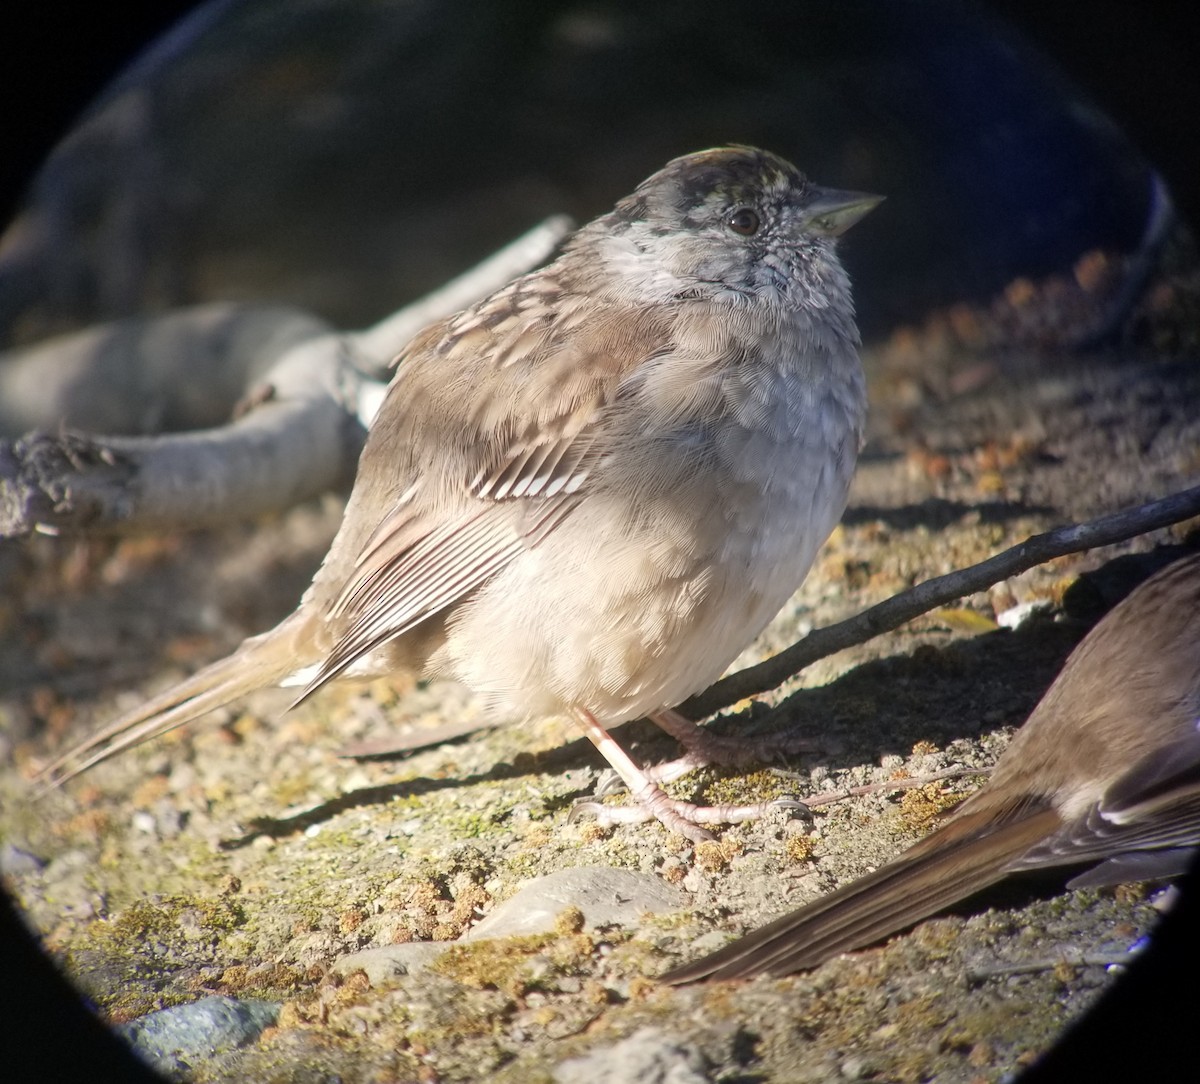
[38,146,880,841]
[661,550,1200,980]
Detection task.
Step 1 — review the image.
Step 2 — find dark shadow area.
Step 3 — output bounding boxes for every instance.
[0,888,167,1083]
[843,496,1060,533]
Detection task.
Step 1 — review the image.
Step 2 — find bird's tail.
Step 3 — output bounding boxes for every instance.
[660,805,1062,983]
[37,617,310,788]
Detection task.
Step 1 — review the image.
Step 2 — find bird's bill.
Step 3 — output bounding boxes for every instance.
[801,188,884,236]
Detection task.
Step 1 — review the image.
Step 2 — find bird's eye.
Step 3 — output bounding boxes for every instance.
[727,207,760,236]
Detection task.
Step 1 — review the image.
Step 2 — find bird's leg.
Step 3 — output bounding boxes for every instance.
[569,708,805,841]
[642,707,823,784]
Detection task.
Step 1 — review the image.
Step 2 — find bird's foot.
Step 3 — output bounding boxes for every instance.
[569,787,807,842]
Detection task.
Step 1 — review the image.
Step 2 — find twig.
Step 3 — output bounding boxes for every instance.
[683,485,1200,719]
[799,765,990,809]
[966,951,1139,983]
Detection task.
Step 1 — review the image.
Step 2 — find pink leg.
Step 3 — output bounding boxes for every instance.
[570,708,805,841]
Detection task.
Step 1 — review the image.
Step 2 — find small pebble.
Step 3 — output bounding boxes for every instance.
[0,843,47,876]
[466,867,683,940]
[117,996,279,1076]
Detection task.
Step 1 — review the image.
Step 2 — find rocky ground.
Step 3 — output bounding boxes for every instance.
[2,252,1199,1082]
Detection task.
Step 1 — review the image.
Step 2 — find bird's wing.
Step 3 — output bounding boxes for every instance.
[295,270,678,700]
[1006,729,1200,881]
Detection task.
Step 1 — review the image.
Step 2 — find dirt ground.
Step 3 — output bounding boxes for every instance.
[2,257,1199,1081]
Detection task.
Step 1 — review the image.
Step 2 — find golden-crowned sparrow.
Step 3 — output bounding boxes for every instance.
[664,551,1200,979]
[43,146,880,840]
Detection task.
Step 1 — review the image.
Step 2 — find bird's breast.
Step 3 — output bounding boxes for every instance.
[431,329,865,725]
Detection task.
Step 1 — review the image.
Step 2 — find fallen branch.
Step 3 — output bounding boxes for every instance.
[1,337,362,536]
[0,303,334,437]
[0,216,573,538]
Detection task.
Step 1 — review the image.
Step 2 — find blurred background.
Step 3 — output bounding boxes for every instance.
[1,0,1195,365]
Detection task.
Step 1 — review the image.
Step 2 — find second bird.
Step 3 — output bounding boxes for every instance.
[664,551,1200,981]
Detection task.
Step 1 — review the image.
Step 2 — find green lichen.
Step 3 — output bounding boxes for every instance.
[80,893,247,953]
[431,932,596,996]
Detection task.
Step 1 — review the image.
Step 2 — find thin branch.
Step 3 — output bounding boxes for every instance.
[799,766,990,810]
[683,485,1200,719]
